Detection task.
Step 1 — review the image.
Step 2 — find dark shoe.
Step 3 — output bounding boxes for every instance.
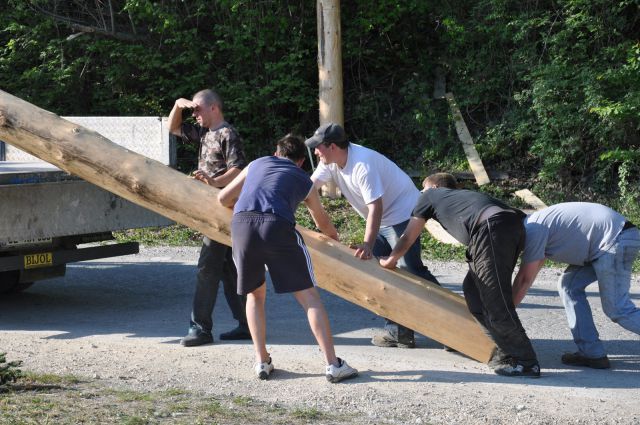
[371,329,415,349]
[180,328,213,347]
[561,352,610,369]
[493,359,541,378]
[488,347,509,368]
[219,325,252,341]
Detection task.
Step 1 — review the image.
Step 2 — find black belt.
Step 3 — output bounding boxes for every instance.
[623,221,636,231]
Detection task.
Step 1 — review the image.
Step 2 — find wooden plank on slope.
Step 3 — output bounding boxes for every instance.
[514,189,548,211]
[445,92,490,186]
[425,219,462,246]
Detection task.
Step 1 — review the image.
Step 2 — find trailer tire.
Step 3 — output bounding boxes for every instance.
[0,271,33,294]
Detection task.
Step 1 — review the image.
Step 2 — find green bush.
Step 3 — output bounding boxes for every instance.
[0,352,22,385]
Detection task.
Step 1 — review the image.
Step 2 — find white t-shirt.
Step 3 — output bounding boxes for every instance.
[311,143,419,227]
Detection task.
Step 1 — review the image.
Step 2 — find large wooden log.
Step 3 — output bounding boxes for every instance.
[0,90,495,362]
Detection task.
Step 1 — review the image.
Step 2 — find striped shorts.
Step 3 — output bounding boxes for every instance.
[231,212,317,295]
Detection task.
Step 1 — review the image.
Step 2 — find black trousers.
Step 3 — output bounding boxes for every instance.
[463,212,538,366]
[190,237,247,333]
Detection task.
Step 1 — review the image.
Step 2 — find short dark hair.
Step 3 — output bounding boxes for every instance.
[193,89,223,111]
[276,134,306,162]
[423,172,458,189]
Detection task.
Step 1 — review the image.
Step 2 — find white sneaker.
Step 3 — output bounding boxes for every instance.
[326,358,358,383]
[254,357,274,380]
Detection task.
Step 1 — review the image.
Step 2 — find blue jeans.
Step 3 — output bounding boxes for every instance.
[558,227,640,357]
[373,220,439,335]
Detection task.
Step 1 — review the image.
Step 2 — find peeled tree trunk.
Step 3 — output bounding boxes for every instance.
[0,89,496,362]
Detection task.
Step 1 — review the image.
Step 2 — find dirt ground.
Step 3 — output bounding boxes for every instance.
[1,246,639,424]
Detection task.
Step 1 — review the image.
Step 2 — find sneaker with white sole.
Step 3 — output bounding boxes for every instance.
[254,357,274,380]
[326,358,358,383]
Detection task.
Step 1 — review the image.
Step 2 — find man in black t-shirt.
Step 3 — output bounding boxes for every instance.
[379,173,540,377]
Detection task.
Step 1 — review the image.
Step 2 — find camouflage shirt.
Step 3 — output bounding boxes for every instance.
[180,121,247,179]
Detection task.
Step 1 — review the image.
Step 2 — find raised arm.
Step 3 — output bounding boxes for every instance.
[512,259,545,306]
[168,98,196,136]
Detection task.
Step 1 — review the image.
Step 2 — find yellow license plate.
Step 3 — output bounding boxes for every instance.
[24,252,53,269]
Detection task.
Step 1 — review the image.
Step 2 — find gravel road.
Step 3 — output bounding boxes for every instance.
[1,246,639,424]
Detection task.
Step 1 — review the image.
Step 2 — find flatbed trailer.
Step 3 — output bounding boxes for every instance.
[0,117,174,293]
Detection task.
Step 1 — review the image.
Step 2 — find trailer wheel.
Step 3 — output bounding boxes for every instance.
[0,271,33,294]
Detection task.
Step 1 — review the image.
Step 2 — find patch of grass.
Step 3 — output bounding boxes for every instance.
[292,406,323,420]
[21,371,80,385]
[232,395,253,406]
[114,224,202,246]
[163,388,188,396]
[1,370,362,424]
[110,389,155,402]
[168,401,190,413]
[120,416,148,425]
[202,399,228,417]
[0,353,22,386]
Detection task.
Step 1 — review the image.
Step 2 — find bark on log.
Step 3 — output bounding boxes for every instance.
[0,89,495,363]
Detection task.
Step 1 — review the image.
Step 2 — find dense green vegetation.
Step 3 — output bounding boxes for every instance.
[1,0,638,220]
[0,353,22,386]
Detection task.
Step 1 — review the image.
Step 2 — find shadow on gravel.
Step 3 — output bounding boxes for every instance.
[353,363,640,389]
[2,258,638,393]
[0,260,381,342]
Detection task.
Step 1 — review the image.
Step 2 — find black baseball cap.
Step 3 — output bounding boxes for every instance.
[304,123,346,149]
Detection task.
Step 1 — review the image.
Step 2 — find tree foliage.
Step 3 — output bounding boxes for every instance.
[1,0,638,214]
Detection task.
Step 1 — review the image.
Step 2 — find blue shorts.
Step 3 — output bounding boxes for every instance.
[231,212,317,295]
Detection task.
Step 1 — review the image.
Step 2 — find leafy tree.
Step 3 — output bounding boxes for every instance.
[1,0,638,217]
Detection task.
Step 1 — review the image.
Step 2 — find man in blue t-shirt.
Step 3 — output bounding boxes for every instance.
[218,135,358,383]
[513,202,640,369]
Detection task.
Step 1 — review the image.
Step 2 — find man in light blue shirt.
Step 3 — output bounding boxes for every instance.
[513,202,640,369]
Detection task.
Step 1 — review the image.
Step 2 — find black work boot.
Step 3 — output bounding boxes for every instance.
[180,327,214,347]
[371,326,416,348]
[561,352,610,369]
[219,324,252,341]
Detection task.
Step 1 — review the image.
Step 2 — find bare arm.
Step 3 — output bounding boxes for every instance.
[168,98,195,136]
[379,216,426,269]
[194,167,242,188]
[512,259,545,306]
[354,197,383,260]
[217,167,249,208]
[303,188,339,240]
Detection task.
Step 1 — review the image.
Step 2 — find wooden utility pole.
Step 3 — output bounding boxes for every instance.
[316,0,342,198]
[0,90,496,363]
